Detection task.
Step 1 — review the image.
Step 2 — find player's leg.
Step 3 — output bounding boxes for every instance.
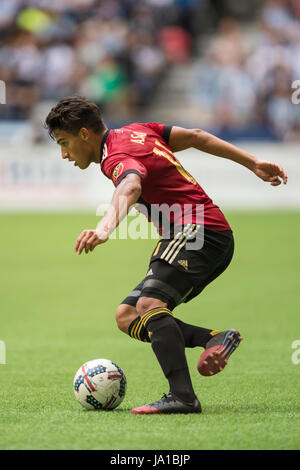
[115,304,139,335]
[149,227,243,377]
[131,295,201,414]
[116,266,242,379]
[116,284,202,413]
[194,249,243,376]
[178,228,243,376]
[117,227,242,383]
[116,302,214,347]
[116,280,153,342]
[116,265,215,347]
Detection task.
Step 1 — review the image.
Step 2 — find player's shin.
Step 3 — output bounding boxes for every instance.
[142,307,197,403]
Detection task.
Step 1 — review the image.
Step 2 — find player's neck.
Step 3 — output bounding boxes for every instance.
[91,128,108,164]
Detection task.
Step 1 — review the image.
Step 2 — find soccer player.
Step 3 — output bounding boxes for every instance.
[45,96,287,414]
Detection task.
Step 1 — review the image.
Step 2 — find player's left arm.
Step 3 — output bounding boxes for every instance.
[168,126,288,186]
[75,173,142,255]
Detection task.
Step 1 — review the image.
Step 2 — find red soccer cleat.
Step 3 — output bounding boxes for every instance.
[197,329,243,376]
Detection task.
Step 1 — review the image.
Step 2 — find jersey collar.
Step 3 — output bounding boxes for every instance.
[99,129,110,164]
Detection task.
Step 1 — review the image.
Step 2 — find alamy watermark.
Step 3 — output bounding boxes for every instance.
[0,340,6,364]
[0,80,6,104]
[96,198,205,250]
[291,340,300,365]
[291,80,300,104]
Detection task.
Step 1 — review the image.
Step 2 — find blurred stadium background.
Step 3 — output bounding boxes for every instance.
[0,0,299,211]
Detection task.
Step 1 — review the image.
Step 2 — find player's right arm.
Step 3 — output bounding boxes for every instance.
[168,126,288,186]
[96,173,142,238]
[75,173,142,255]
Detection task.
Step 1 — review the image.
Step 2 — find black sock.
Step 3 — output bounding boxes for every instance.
[128,313,216,349]
[128,315,151,342]
[174,319,214,348]
[142,308,196,403]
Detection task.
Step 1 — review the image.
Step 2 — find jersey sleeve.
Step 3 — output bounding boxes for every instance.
[143,123,172,145]
[102,156,148,187]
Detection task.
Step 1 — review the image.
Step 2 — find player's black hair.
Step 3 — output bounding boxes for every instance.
[45,95,106,139]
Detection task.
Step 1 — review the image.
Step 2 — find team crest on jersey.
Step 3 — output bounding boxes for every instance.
[113,162,124,180]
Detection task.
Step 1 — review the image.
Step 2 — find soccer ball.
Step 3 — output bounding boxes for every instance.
[73,358,127,410]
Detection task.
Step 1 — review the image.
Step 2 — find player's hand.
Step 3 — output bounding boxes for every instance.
[75,229,109,255]
[253,160,288,186]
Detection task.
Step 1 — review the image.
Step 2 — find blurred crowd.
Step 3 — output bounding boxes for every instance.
[192,0,300,140]
[0,0,300,140]
[0,0,199,123]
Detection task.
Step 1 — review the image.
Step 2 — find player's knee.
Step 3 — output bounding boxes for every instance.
[136,296,167,316]
[115,304,136,334]
[115,304,129,333]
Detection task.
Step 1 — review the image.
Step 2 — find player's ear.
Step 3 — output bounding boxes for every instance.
[78,127,90,141]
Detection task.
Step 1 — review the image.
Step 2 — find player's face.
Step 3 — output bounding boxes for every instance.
[54,129,94,169]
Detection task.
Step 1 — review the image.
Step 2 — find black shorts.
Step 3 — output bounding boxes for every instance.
[121,226,234,311]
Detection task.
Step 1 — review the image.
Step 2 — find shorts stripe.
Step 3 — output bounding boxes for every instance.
[160,231,185,261]
[161,224,197,263]
[168,225,197,263]
[161,224,193,261]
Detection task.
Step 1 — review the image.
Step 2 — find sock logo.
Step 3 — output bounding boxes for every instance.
[210,330,221,336]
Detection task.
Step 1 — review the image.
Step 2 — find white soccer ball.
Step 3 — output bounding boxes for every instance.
[73,358,127,410]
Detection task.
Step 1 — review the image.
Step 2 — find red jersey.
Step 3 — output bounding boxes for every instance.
[100,122,231,235]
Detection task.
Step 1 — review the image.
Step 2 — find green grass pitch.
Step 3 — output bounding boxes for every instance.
[0,212,299,450]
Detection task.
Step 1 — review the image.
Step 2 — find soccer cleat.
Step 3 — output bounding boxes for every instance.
[131,392,202,415]
[197,329,243,377]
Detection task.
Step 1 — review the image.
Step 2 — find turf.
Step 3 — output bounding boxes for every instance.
[0,212,299,450]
